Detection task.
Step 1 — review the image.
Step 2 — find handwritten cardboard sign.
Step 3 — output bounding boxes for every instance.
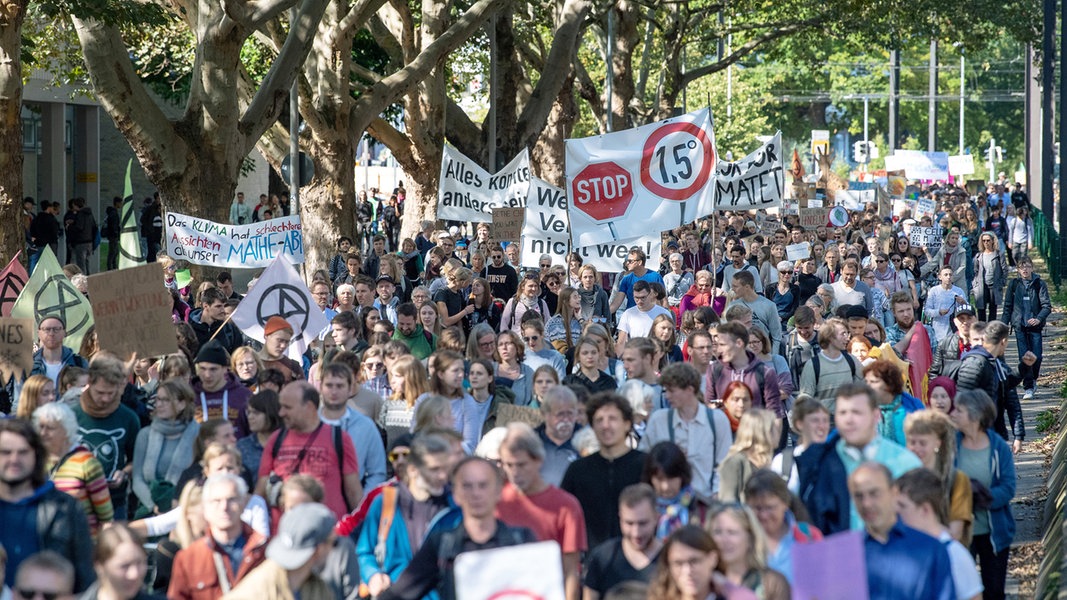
[88,263,179,360]
[492,207,525,245]
[798,207,830,229]
[0,317,33,383]
[496,403,544,428]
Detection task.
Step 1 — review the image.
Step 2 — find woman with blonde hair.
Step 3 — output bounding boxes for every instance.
[708,503,791,599]
[230,346,264,390]
[151,481,205,592]
[380,354,431,444]
[717,409,781,503]
[500,272,551,334]
[16,374,55,419]
[582,322,625,381]
[905,410,973,543]
[411,394,454,435]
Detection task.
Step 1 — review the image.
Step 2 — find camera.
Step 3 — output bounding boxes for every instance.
[266,472,284,507]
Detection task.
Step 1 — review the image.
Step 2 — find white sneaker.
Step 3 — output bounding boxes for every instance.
[1024,388,1035,400]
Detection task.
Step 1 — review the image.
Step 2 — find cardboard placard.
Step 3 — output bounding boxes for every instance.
[798,207,830,229]
[492,207,525,245]
[496,403,544,427]
[87,263,179,360]
[0,317,34,383]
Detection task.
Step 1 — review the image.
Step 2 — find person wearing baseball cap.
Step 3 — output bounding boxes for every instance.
[222,503,336,600]
[255,316,303,384]
[931,304,977,378]
[192,339,252,437]
[374,275,399,325]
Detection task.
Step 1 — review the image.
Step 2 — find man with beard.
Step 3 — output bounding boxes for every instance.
[495,424,587,600]
[0,419,94,593]
[582,484,663,600]
[884,290,935,349]
[356,434,459,598]
[71,355,141,520]
[536,386,581,487]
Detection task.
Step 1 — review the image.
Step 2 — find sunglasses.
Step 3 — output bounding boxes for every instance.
[363,362,385,370]
[389,449,410,462]
[17,590,61,600]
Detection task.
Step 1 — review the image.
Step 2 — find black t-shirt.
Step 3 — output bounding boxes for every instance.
[433,287,467,319]
[584,538,660,596]
[560,449,646,549]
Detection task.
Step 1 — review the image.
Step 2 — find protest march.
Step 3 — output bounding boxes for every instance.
[0,105,1048,600]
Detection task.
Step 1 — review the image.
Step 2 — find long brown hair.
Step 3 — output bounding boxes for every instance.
[646,525,718,600]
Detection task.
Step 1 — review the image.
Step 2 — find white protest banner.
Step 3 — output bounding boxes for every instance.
[798,207,830,229]
[786,242,811,261]
[836,189,875,210]
[231,256,328,360]
[573,234,661,273]
[165,212,304,268]
[948,154,975,176]
[713,131,784,210]
[455,541,564,600]
[909,226,944,251]
[884,150,950,180]
[566,108,717,246]
[437,145,531,222]
[521,177,571,269]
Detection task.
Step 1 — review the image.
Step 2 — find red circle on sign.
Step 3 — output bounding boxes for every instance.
[640,122,715,201]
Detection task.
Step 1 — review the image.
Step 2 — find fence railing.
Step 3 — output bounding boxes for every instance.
[1032,207,1061,289]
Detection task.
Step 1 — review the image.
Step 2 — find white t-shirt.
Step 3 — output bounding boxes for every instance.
[617,305,673,339]
[44,360,63,387]
[939,531,984,600]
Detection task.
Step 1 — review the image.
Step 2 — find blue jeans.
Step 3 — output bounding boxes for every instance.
[1017,329,1043,389]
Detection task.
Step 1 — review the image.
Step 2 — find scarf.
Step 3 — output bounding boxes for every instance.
[681,284,712,307]
[142,418,199,485]
[877,397,903,444]
[577,286,599,317]
[873,267,898,290]
[656,487,695,540]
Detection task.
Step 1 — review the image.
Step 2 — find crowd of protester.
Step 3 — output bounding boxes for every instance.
[0,178,1048,600]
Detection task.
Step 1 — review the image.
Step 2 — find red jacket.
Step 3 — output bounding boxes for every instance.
[168,525,268,600]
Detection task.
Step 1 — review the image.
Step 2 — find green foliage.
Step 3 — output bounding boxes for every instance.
[688,70,772,160]
[1036,408,1059,434]
[125,18,194,104]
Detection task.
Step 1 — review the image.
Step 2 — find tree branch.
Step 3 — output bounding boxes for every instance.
[516,0,590,149]
[445,98,483,157]
[333,0,389,42]
[682,19,821,84]
[366,117,415,166]
[71,16,187,173]
[244,0,298,30]
[239,0,331,148]
[349,0,506,133]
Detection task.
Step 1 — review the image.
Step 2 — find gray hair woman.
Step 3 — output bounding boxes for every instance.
[33,402,115,537]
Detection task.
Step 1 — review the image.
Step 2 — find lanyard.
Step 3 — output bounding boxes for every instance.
[201,389,229,421]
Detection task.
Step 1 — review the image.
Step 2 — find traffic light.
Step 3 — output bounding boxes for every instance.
[853,141,870,164]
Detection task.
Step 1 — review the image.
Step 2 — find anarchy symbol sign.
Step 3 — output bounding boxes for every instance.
[256,284,311,335]
[119,200,146,263]
[0,270,26,316]
[34,274,91,336]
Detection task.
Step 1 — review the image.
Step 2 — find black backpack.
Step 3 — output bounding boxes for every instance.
[271,424,348,507]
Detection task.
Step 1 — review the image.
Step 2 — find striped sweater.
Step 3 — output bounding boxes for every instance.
[48,447,114,537]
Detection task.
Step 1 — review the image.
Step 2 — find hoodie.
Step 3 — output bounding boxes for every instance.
[191,372,252,438]
[393,324,436,360]
[704,351,785,419]
[187,308,244,354]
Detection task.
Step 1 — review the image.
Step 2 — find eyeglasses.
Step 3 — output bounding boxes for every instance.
[363,362,385,370]
[16,590,61,600]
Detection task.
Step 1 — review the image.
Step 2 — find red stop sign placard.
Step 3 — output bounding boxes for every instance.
[570,162,633,222]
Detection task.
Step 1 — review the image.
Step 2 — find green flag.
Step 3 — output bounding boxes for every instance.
[11,246,95,350]
[119,160,147,269]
